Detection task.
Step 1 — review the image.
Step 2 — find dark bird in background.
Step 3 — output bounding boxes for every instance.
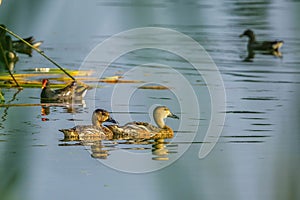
[12,36,42,57]
[240,29,284,52]
[0,25,19,71]
[40,79,90,103]
[240,29,284,61]
[0,24,43,72]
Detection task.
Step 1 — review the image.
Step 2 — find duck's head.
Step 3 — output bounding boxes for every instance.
[153,106,179,128]
[239,29,255,40]
[92,109,118,126]
[41,79,49,89]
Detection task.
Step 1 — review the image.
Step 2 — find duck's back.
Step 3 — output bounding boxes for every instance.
[54,82,76,99]
[60,125,113,140]
[41,87,58,100]
[108,122,174,140]
[249,40,283,51]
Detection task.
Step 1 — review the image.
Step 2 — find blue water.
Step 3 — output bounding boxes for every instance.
[0,0,299,200]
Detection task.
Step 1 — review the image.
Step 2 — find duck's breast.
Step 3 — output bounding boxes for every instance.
[150,126,174,139]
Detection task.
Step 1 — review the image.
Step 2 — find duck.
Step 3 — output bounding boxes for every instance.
[59,109,118,140]
[4,36,19,72]
[240,29,284,52]
[40,79,89,102]
[0,24,42,57]
[12,36,43,57]
[107,106,179,140]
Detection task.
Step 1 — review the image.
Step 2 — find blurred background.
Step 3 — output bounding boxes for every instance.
[0,0,299,200]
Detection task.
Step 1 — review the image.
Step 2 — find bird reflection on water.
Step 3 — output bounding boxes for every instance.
[59,136,178,161]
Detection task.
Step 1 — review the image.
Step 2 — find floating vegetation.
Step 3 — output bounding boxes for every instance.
[23,67,94,76]
[0,70,143,89]
[99,76,142,83]
[0,68,94,88]
[0,102,85,108]
[138,85,169,90]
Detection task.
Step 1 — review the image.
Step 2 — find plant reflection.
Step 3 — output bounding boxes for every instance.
[0,89,22,126]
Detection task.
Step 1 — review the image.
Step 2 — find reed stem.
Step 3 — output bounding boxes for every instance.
[0,25,75,80]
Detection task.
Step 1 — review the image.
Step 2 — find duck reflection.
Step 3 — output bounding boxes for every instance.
[40,99,86,117]
[91,142,109,159]
[152,138,176,161]
[60,136,177,161]
[90,141,117,159]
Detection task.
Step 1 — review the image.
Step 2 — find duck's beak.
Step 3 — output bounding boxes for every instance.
[41,80,47,89]
[106,116,118,124]
[239,34,244,38]
[168,112,179,119]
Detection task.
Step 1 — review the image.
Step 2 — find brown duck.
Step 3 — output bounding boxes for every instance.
[59,109,117,141]
[107,106,179,140]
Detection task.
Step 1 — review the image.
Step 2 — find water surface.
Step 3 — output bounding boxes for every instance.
[0,0,299,200]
